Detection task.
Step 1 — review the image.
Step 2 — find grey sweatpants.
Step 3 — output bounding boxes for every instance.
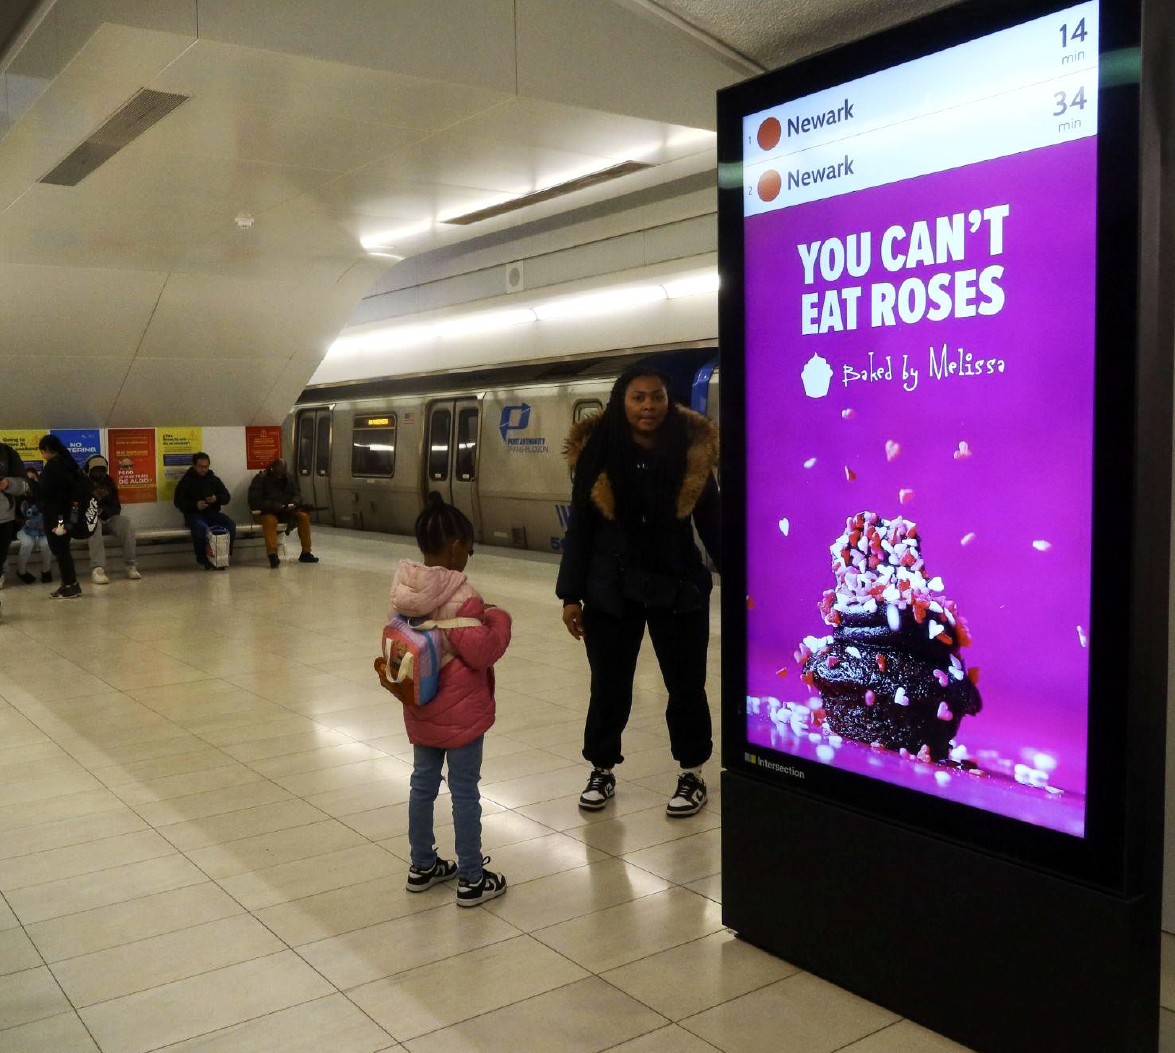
[88,516,137,567]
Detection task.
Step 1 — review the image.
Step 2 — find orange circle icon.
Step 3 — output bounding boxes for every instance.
[757,170,781,202]
[757,117,781,150]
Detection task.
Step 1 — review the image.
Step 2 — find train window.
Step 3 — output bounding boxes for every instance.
[315,414,331,476]
[351,415,397,478]
[296,416,314,476]
[428,409,451,481]
[573,399,603,423]
[456,408,478,482]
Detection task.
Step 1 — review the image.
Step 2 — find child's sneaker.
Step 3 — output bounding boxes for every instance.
[406,856,457,892]
[578,767,615,810]
[456,858,507,907]
[666,771,707,818]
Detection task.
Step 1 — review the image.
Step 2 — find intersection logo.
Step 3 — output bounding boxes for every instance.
[499,403,548,454]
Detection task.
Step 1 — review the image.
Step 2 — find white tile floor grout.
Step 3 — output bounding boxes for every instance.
[0,526,1169,1052]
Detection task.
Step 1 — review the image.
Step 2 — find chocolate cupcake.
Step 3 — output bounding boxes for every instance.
[797,512,981,760]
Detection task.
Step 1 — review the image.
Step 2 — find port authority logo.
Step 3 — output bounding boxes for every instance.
[499,404,548,454]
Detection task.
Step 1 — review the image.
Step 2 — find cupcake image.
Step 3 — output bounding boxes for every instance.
[797,512,982,760]
[801,353,834,398]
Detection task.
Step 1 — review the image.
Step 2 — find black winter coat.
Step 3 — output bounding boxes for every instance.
[555,408,721,617]
[247,470,302,514]
[173,467,231,515]
[38,453,82,525]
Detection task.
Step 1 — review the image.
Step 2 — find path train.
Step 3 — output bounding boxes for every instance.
[284,346,720,553]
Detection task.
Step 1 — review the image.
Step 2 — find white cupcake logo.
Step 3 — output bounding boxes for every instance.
[801,353,833,398]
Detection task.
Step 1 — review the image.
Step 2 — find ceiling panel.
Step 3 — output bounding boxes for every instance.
[0,355,133,426]
[54,0,197,58]
[109,357,287,427]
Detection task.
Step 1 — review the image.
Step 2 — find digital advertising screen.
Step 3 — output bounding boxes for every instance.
[740,2,1099,838]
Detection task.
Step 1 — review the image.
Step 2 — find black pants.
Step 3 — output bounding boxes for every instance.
[582,599,712,770]
[0,520,15,577]
[46,528,77,586]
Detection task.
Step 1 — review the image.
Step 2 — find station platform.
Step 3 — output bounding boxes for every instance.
[0,527,1168,1051]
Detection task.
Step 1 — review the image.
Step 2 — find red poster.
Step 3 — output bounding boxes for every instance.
[246,426,283,469]
[108,428,157,503]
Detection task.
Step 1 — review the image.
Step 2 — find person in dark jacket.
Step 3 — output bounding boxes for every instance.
[247,459,318,569]
[173,452,235,570]
[0,442,30,616]
[83,455,141,584]
[556,364,721,819]
[36,435,84,598]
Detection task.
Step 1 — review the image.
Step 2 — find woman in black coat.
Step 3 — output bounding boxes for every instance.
[556,364,721,818]
[37,434,84,598]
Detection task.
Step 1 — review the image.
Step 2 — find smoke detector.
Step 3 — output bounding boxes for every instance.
[235,212,255,230]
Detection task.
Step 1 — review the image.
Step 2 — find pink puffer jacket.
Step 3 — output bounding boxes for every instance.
[387,560,512,749]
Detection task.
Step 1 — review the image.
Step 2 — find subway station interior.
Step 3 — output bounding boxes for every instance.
[0,0,1172,1051]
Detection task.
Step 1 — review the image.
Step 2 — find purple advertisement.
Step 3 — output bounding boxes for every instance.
[744,100,1098,837]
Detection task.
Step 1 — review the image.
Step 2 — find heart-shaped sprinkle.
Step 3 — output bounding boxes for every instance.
[885,440,901,461]
[928,619,943,639]
[842,408,856,419]
[936,702,954,721]
[953,441,972,460]
[779,518,790,536]
[1032,540,1051,552]
[864,690,876,706]
[893,686,909,706]
[845,466,857,482]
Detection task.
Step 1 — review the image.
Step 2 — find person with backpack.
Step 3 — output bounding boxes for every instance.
[173,452,235,570]
[375,492,512,907]
[0,442,30,618]
[37,434,93,599]
[83,454,141,583]
[557,364,721,818]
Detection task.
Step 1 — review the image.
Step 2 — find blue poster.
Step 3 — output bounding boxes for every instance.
[52,429,101,467]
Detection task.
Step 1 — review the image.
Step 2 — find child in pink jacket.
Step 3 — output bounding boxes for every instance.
[384,493,512,906]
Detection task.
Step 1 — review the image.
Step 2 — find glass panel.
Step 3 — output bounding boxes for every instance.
[296,415,314,475]
[351,416,396,478]
[456,408,478,481]
[315,413,331,476]
[428,409,451,481]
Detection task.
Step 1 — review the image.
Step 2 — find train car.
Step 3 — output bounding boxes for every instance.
[286,346,719,554]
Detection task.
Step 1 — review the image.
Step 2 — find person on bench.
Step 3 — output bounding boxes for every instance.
[247,458,318,569]
[84,455,141,583]
[174,452,235,571]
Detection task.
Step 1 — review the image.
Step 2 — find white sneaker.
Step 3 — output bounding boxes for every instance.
[126,565,141,580]
[91,567,109,585]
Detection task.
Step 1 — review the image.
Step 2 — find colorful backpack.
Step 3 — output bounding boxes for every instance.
[377,614,480,705]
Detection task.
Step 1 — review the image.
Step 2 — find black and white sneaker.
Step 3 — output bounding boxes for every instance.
[578,767,616,811]
[456,858,507,907]
[406,856,457,892]
[666,771,707,818]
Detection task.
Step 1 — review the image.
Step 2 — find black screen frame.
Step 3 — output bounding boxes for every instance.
[719,0,1157,892]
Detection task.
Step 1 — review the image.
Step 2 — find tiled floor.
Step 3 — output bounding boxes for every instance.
[0,527,1169,1052]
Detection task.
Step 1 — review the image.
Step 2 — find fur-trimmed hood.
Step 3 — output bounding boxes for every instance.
[564,407,719,520]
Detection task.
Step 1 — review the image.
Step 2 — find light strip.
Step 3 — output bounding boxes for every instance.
[533,285,666,320]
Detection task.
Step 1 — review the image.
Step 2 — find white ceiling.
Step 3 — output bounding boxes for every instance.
[0,0,958,427]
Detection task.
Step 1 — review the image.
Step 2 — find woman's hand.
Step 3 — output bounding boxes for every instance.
[562,602,584,640]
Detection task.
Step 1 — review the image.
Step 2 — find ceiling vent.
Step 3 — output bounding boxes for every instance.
[441,160,653,226]
[39,88,189,187]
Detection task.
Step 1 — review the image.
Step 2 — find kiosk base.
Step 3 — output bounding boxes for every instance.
[721,771,1158,1052]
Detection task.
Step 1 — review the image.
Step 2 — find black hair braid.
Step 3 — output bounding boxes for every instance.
[415,491,474,555]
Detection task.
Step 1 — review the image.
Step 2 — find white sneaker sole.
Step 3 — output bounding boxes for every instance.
[578,793,613,811]
[666,794,707,818]
[456,883,507,907]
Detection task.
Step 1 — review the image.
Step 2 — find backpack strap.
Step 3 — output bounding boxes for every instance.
[413,617,482,630]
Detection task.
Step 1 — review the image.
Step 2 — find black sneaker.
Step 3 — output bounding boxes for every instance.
[49,582,82,599]
[268,553,280,569]
[40,571,51,583]
[578,767,616,811]
[456,858,507,907]
[19,572,35,584]
[406,856,457,892]
[666,771,707,818]
[298,552,319,563]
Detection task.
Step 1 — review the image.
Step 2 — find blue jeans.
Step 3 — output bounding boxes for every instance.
[409,735,484,882]
[184,512,236,563]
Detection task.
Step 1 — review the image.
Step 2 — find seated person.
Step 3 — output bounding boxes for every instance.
[83,455,141,583]
[248,459,318,568]
[173,452,235,570]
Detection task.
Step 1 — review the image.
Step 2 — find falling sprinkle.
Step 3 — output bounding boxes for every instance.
[893,686,909,706]
[841,408,856,419]
[1032,540,1052,552]
[936,702,954,721]
[775,667,788,678]
[885,440,901,461]
[844,466,857,482]
[746,596,755,610]
[899,488,914,505]
[967,667,980,685]
[803,457,817,469]
[935,771,952,787]
[1076,625,1088,648]
[960,532,976,546]
[779,518,790,536]
[953,441,973,460]
[1032,752,1058,773]
[816,744,836,763]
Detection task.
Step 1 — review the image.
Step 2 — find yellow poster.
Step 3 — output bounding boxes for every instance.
[0,429,48,469]
[156,427,203,503]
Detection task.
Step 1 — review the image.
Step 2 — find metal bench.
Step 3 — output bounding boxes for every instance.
[5,522,267,568]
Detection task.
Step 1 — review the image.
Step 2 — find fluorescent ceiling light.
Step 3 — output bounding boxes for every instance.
[534,285,667,320]
[664,273,720,298]
[361,220,435,250]
[438,308,537,337]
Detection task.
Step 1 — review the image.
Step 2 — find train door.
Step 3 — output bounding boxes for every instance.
[424,398,482,539]
[294,407,335,524]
